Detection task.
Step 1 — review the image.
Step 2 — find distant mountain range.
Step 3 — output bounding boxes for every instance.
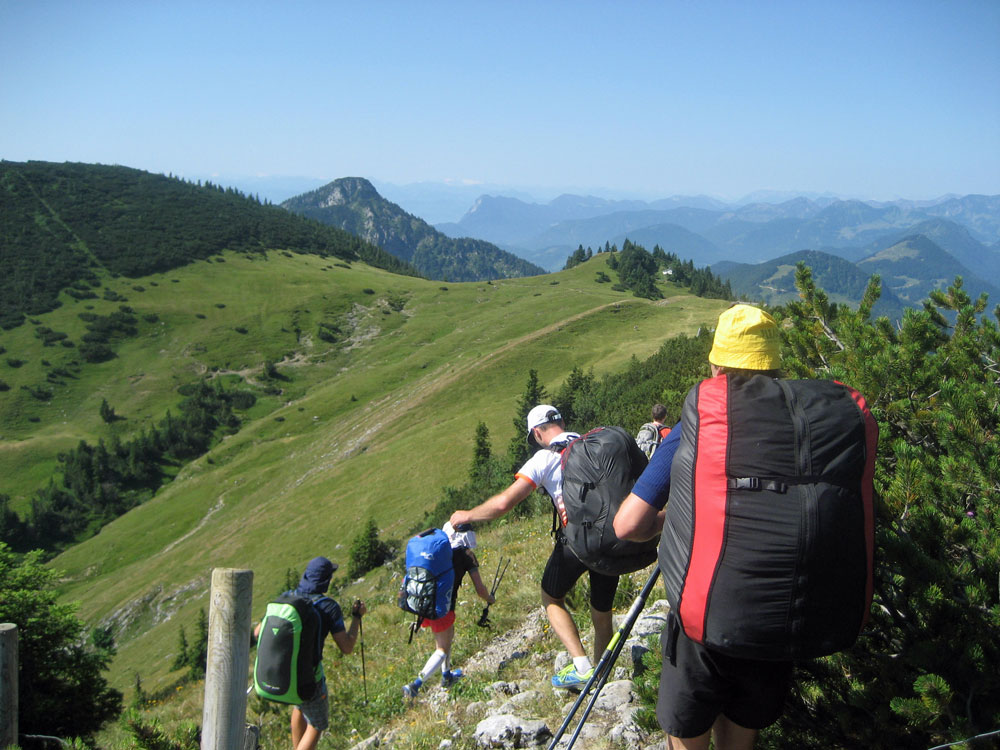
[281,178,545,282]
[434,192,1000,285]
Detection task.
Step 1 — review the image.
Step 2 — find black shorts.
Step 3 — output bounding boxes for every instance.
[540,537,619,612]
[657,612,792,737]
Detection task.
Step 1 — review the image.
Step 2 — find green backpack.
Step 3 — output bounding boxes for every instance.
[253,592,326,704]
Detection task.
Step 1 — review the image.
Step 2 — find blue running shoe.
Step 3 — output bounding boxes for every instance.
[551,663,593,689]
[441,668,463,688]
[402,678,422,699]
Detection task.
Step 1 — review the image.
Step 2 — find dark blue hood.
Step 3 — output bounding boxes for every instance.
[296,556,337,595]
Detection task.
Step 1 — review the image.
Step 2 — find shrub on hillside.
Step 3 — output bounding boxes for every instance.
[347,518,391,579]
[0,543,123,741]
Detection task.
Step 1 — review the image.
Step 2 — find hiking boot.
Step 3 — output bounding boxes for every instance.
[402,678,422,699]
[551,663,594,689]
[441,668,463,688]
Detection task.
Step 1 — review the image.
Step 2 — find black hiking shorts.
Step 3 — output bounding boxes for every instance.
[541,536,619,612]
[656,613,793,737]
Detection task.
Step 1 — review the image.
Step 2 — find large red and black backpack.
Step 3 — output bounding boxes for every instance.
[558,426,658,576]
[659,374,878,660]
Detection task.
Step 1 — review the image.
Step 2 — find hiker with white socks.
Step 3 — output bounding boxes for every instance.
[403,521,494,698]
[451,405,620,690]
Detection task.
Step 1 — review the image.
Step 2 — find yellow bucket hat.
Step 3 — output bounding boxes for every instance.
[709,304,781,370]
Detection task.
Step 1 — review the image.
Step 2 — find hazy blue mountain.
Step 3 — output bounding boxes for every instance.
[698,200,944,264]
[712,249,907,319]
[863,219,1000,286]
[281,178,546,282]
[372,180,540,225]
[727,197,825,222]
[609,224,726,266]
[922,194,1000,245]
[436,193,730,247]
[856,235,1000,305]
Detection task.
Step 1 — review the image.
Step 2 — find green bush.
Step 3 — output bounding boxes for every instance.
[347,518,391,579]
[0,544,123,740]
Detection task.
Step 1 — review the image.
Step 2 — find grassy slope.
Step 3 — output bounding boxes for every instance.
[2,252,723,715]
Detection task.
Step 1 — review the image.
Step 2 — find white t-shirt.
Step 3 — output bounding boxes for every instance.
[514,431,580,521]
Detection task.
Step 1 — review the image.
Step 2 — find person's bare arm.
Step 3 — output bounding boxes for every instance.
[330,601,366,654]
[449,477,535,527]
[613,492,665,542]
[468,566,495,604]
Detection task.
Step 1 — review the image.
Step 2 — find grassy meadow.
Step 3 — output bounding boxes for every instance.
[0,249,724,746]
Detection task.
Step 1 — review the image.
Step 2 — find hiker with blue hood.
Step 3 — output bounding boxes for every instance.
[254,556,366,750]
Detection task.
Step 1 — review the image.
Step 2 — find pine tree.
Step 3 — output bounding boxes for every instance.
[348,518,389,578]
[506,369,548,473]
[188,608,208,680]
[172,625,189,671]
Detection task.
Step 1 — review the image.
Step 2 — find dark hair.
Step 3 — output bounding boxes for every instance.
[651,404,668,421]
[717,366,783,379]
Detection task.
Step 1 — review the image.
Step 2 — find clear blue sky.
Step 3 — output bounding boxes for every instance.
[2,0,999,202]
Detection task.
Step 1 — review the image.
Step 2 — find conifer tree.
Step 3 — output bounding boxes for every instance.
[507,369,548,473]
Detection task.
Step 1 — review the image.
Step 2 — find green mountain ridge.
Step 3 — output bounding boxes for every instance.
[281,177,547,282]
[712,235,999,316]
[0,161,418,330]
[713,250,908,318]
[857,234,1000,305]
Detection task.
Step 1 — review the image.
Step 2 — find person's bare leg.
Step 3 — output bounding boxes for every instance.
[541,589,585,658]
[295,723,321,750]
[290,708,307,748]
[590,605,613,661]
[666,730,711,750]
[433,625,455,671]
[711,714,758,750]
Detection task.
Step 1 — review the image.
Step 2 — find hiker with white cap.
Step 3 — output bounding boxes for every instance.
[402,521,494,699]
[450,405,620,690]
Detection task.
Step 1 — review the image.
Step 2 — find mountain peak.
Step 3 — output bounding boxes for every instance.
[310,177,381,208]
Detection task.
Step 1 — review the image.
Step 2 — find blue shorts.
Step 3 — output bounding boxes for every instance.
[297,677,329,731]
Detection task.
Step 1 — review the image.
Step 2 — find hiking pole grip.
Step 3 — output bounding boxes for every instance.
[564,568,661,750]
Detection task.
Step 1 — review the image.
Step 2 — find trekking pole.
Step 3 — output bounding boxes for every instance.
[546,567,661,750]
[478,556,510,627]
[355,601,368,705]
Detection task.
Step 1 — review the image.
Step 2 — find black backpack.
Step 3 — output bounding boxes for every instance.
[557,426,658,576]
[660,375,878,660]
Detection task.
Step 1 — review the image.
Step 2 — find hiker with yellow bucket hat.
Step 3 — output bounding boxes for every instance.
[614,302,877,750]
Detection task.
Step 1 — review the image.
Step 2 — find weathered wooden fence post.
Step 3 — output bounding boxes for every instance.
[201,569,254,750]
[0,623,17,749]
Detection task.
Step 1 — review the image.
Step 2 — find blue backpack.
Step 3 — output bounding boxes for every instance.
[398,528,455,635]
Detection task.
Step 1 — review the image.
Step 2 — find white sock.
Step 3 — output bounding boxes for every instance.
[573,655,593,674]
[420,649,447,679]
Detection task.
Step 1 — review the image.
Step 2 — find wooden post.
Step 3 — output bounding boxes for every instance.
[201,569,254,750]
[0,624,17,749]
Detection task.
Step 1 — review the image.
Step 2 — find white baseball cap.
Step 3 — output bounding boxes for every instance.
[443,521,476,549]
[526,404,562,447]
